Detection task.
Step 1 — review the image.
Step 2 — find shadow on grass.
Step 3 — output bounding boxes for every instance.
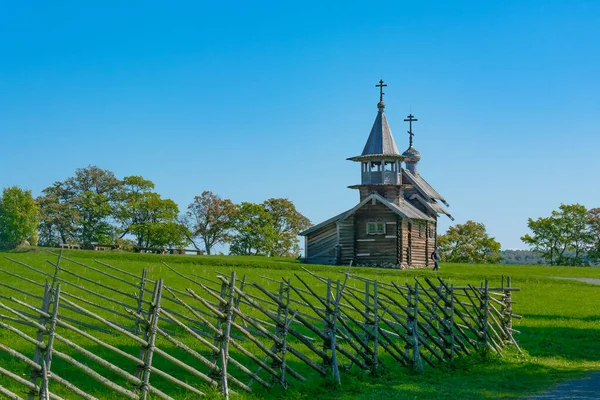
[0,341,594,400]
[517,325,600,363]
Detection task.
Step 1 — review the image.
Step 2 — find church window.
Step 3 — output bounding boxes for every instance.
[370,161,381,172]
[384,161,394,171]
[419,224,424,237]
[367,222,385,235]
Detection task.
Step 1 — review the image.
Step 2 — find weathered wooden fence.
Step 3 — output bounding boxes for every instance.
[0,252,521,399]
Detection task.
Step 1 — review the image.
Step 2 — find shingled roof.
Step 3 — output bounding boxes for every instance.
[360,104,400,156]
[299,192,433,236]
[402,168,448,206]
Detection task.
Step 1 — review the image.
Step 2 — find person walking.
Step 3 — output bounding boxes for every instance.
[431,247,440,271]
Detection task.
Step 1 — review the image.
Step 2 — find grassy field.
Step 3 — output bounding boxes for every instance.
[1,249,599,399]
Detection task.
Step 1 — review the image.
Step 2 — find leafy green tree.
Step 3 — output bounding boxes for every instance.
[263,198,311,257]
[0,187,40,249]
[185,191,237,255]
[38,166,121,248]
[122,189,187,249]
[521,217,564,265]
[37,181,77,246]
[230,199,310,257]
[438,220,502,264]
[588,208,600,264]
[115,176,159,242]
[521,204,593,266]
[230,202,276,256]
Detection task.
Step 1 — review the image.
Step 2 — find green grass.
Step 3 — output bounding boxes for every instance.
[1,248,600,399]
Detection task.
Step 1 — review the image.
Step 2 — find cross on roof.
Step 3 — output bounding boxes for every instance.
[403,114,418,147]
[376,79,387,102]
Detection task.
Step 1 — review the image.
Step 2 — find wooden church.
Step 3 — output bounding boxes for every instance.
[300,81,453,268]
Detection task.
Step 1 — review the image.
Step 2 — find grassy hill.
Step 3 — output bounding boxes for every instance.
[1,249,600,399]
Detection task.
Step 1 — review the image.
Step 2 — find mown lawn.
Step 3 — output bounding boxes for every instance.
[1,249,599,399]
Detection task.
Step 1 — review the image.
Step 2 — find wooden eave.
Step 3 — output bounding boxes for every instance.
[300,192,433,237]
[402,169,449,206]
[347,183,403,189]
[410,194,454,221]
[347,154,406,162]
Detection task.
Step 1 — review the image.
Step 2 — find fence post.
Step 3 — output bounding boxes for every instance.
[219,271,236,399]
[272,281,285,384]
[412,282,423,373]
[481,280,489,351]
[134,268,148,335]
[404,283,413,364]
[139,279,163,400]
[279,279,292,388]
[29,282,52,400]
[212,279,228,370]
[504,277,512,341]
[372,280,379,373]
[233,274,247,327]
[330,280,340,383]
[322,278,333,371]
[364,280,372,366]
[444,284,455,364]
[39,283,61,400]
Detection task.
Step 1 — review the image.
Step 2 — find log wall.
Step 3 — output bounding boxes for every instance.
[306,222,337,264]
[353,202,397,265]
[410,221,428,267]
[338,216,354,265]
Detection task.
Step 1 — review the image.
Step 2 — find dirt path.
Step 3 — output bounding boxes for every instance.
[552,277,600,285]
[529,371,600,399]
[529,277,600,399]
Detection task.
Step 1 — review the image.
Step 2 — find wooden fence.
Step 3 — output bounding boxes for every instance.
[0,252,521,399]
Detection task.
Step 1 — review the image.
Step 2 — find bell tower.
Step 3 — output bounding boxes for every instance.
[347,80,406,205]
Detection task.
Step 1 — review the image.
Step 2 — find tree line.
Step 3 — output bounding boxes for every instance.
[436,204,600,266]
[2,167,599,266]
[0,166,310,256]
[521,204,600,266]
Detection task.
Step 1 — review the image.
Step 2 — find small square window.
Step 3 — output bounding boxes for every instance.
[367,222,386,235]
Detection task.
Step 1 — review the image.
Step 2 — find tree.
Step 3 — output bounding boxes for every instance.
[113,175,187,249]
[37,181,77,246]
[263,198,311,257]
[38,166,121,248]
[0,187,40,249]
[230,202,276,256]
[229,199,310,257]
[588,208,600,264]
[521,217,564,265]
[521,204,593,266]
[438,220,502,264]
[127,194,188,249]
[185,191,237,255]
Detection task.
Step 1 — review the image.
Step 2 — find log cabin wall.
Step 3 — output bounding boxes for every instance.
[338,215,355,265]
[306,222,337,264]
[410,221,428,266]
[353,202,397,265]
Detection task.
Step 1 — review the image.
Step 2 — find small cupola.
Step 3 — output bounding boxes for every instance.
[348,80,404,186]
[402,114,420,175]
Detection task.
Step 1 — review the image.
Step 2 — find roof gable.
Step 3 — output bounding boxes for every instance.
[300,192,433,236]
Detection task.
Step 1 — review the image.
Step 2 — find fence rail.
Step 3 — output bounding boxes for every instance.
[0,252,520,399]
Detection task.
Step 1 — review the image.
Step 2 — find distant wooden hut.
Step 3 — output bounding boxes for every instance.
[300,81,453,268]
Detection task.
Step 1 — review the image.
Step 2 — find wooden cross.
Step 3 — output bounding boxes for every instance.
[376,79,387,102]
[404,114,418,147]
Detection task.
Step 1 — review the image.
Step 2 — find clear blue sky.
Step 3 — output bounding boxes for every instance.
[1,1,599,250]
